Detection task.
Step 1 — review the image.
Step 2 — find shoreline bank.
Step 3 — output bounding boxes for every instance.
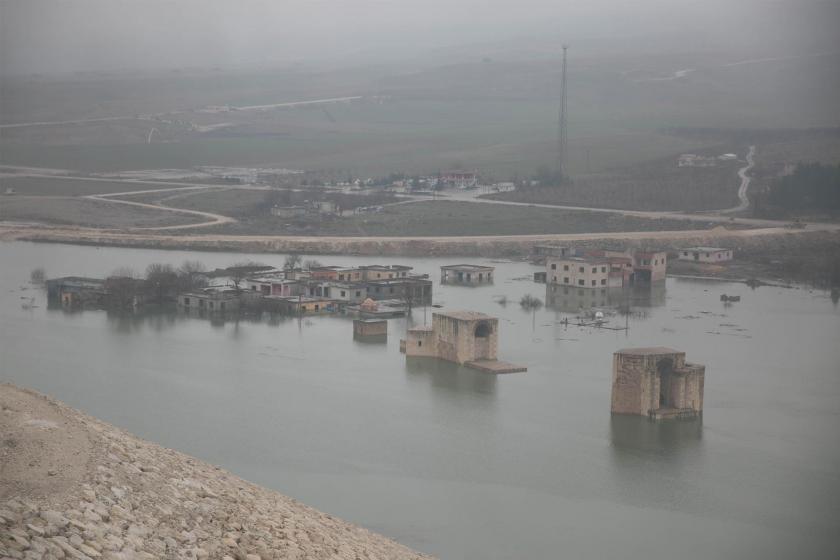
[2,223,837,258]
[0,383,431,560]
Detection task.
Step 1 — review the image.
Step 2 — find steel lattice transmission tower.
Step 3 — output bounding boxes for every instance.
[557,45,569,184]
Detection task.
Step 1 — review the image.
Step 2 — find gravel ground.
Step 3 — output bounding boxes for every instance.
[0,384,432,560]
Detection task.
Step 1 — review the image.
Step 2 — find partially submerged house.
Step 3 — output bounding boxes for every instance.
[611,347,705,420]
[365,277,432,305]
[345,298,408,318]
[353,319,388,341]
[178,289,240,314]
[280,296,337,314]
[359,265,413,280]
[45,277,106,308]
[678,247,733,263]
[531,245,572,264]
[440,264,495,285]
[546,249,667,289]
[401,310,525,373]
[313,282,367,303]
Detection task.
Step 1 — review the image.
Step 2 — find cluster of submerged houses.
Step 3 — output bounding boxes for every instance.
[47,264,433,318]
[206,263,433,316]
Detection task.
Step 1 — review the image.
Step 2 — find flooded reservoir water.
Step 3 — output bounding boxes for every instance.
[1,241,839,559]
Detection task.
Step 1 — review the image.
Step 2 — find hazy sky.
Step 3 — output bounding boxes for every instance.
[2,0,838,74]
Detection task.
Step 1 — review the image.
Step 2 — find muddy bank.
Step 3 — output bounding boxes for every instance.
[2,223,835,258]
[0,383,431,560]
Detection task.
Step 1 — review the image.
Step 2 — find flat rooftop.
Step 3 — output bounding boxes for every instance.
[434,310,495,321]
[441,264,495,271]
[547,256,610,264]
[615,347,683,356]
[682,247,729,252]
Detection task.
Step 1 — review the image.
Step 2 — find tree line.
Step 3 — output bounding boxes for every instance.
[754,162,840,218]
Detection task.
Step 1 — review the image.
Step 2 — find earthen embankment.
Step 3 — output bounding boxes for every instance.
[0,384,431,560]
[3,223,837,258]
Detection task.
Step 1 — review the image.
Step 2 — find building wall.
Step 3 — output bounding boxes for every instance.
[634,252,668,282]
[441,268,494,284]
[310,269,340,281]
[353,320,387,337]
[678,249,733,263]
[547,258,611,289]
[336,269,363,282]
[432,314,498,364]
[611,351,704,417]
[611,353,651,415]
[405,329,437,357]
[329,284,367,303]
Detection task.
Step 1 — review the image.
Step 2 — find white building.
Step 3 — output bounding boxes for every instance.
[678,247,733,263]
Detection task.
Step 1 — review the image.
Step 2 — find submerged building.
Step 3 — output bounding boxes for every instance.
[611,348,705,420]
[440,264,495,285]
[401,310,525,373]
[546,249,667,289]
[678,247,733,263]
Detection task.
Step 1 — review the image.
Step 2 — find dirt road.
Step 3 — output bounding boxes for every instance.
[720,145,756,214]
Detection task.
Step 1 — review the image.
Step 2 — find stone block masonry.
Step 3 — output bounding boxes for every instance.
[610,348,705,420]
[402,311,525,373]
[353,319,387,337]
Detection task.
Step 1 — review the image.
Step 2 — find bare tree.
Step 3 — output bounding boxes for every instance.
[30,267,46,284]
[178,260,208,292]
[111,267,137,279]
[284,253,302,271]
[227,261,266,292]
[145,263,178,303]
[106,268,140,310]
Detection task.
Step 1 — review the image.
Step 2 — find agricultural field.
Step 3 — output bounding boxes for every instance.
[483,148,743,211]
[0,196,203,228]
[0,176,179,196]
[201,200,711,237]
[3,51,837,180]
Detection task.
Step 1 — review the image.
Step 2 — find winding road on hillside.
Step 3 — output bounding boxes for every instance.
[720,145,756,214]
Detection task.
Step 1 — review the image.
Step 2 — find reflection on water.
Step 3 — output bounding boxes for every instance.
[545,283,666,314]
[105,308,179,333]
[353,333,387,345]
[609,414,703,455]
[405,356,497,397]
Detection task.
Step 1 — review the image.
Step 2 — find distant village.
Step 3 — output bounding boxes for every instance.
[46,261,434,318]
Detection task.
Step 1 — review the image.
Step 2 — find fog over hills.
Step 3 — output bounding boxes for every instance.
[2,0,839,75]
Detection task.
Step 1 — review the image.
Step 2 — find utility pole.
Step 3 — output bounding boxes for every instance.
[557,45,569,184]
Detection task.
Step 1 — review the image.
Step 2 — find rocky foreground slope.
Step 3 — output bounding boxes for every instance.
[0,384,431,560]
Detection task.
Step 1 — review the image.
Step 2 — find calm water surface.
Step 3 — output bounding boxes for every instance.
[1,241,839,559]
